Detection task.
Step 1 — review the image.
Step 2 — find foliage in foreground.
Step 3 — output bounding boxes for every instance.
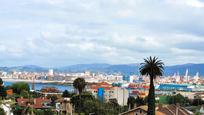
[11,82,30,94]
[71,92,128,115]
[0,108,5,115]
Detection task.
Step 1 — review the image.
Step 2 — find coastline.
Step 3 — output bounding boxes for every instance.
[1,78,73,85]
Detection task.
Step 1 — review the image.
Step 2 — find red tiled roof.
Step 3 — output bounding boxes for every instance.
[157,105,193,115]
[40,87,61,93]
[17,98,51,109]
[90,82,113,90]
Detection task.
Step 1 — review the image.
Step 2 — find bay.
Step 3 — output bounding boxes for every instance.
[4,81,74,92]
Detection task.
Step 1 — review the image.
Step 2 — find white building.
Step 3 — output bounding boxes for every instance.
[184,69,190,82]
[194,72,200,82]
[129,75,135,83]
[111,87,129,106]
[48,69,54,76]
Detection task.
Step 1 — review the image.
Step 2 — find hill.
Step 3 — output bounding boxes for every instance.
[0,63,203,76]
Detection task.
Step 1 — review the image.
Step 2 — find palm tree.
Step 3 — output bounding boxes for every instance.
[73,77,86,114]
[140,56,164,115]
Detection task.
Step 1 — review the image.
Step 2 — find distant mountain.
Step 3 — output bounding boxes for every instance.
[57,63,110,72]
[164,63,204,76]
[0,65,48,72]
[57,63,204,76]
[0,63,203,76]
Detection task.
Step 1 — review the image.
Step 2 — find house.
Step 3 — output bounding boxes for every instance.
[36,87,62,97]
[56,98,73,115]
[157,104,194,115]
[17,97,52,109]
[119,104,194,115]
[119,106,165,115]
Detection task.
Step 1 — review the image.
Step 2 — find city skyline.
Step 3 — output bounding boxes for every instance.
[0,0,204,67]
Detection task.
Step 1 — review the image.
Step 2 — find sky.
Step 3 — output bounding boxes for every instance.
[0,0,204,67]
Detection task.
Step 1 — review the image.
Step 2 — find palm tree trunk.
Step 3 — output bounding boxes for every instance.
[78,93,81,115]
[147,76,155,115]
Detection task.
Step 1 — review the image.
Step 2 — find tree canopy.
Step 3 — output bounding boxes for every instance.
[11,82,30,94]
[62,90,71,97]
[127,96,136,109]
[73,78,86,94]
[0,78,3,86]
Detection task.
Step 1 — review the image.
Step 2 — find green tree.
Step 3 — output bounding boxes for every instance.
[71,92,94,113]
[47,95,58,106]
[192,95,203,106]
[62,90,71,97]
[0,78,7,99]
[30,91,42,98]
[44,109,54,115]
[71,92,123,115]
[0,108,5,115]
[127,96,136,109]
[140,56,164,115]
[73,78,86,114]
[83,99,99,114]
[0,78,3,86]
[135,96,146,107]
[34,109,44,115]
[12,104,24,115]
[20,90,29,98]
[73,78,86,95]
[0,86,7,99]
[166,94,189,106]
[12,82,30,94]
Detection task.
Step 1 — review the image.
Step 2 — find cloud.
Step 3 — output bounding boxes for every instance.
[0,0,204,66]
[167,0,204,8]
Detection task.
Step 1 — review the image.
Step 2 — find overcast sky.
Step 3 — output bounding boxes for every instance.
[0,0,204,67]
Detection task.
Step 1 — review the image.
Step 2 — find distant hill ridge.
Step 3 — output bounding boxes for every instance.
[0,63,203,76]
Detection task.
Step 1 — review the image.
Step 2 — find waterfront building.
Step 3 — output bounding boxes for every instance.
[157,84,192,92]
[37,87,62,97]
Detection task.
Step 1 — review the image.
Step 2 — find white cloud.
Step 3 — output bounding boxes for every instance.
[0,0,204,66]
[167,0,204,8]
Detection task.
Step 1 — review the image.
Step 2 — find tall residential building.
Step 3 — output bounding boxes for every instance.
[112,87,129,106]
[184,69,189,82]
[48,69,54,77]
[194,72,200,82]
